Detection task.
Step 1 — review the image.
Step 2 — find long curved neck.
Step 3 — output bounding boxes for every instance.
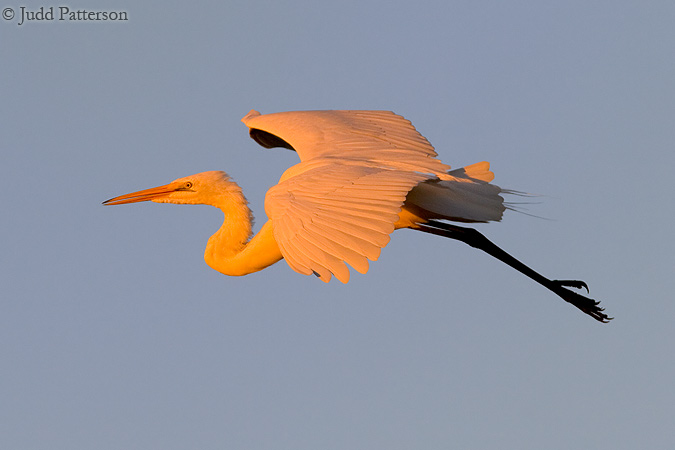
[204,191,283,277]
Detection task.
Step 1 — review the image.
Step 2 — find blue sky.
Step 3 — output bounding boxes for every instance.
[2,1,674,449]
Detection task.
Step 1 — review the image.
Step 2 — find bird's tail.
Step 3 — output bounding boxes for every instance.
[405,162,506,223]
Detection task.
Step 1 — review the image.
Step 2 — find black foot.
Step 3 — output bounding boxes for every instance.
[554,279,589,293]
[550,280,612,323]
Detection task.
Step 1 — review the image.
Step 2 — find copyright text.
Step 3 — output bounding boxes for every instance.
[2,6,128,26]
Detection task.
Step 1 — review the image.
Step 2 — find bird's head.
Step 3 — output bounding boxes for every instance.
[103,171,238,207]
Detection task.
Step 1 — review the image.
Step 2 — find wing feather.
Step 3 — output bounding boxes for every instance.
[294,234,350,283]
[298,227,370,275]
[307,221,383,262]
[242,110,447,171]
[308,214,392,245]
[316,204,400,223]
[246,109,503,281]
[265,163,430,282]
[277,239,313,276]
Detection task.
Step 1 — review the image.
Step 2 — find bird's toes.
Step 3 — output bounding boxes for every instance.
[550,281,612,323]
[554,279,589,293]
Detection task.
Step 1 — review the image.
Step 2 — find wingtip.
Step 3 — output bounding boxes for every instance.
[241,109,261,124]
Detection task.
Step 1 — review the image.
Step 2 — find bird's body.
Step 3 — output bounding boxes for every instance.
[104,109,610,322]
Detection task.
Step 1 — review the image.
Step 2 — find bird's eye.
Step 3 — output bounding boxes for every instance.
[184,182,193,189]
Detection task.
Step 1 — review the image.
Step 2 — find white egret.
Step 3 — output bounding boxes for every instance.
[104,110,610,322]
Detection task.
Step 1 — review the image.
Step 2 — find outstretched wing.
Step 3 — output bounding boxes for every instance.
[242,110,449,175]
[249,109,475,282]
[265,161,431,283]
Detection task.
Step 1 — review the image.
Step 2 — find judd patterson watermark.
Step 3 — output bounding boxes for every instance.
[2,6,128,25]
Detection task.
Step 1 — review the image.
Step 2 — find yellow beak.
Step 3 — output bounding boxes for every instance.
[102,182,180,205]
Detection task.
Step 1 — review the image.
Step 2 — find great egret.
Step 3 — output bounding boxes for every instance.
[104,110,610,322]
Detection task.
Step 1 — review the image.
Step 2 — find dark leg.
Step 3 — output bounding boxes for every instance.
[416,220,611,323]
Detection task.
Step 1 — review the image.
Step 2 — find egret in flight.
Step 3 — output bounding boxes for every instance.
[104,110,610,322]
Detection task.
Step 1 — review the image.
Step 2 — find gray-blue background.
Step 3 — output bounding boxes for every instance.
[2,1,673,448]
